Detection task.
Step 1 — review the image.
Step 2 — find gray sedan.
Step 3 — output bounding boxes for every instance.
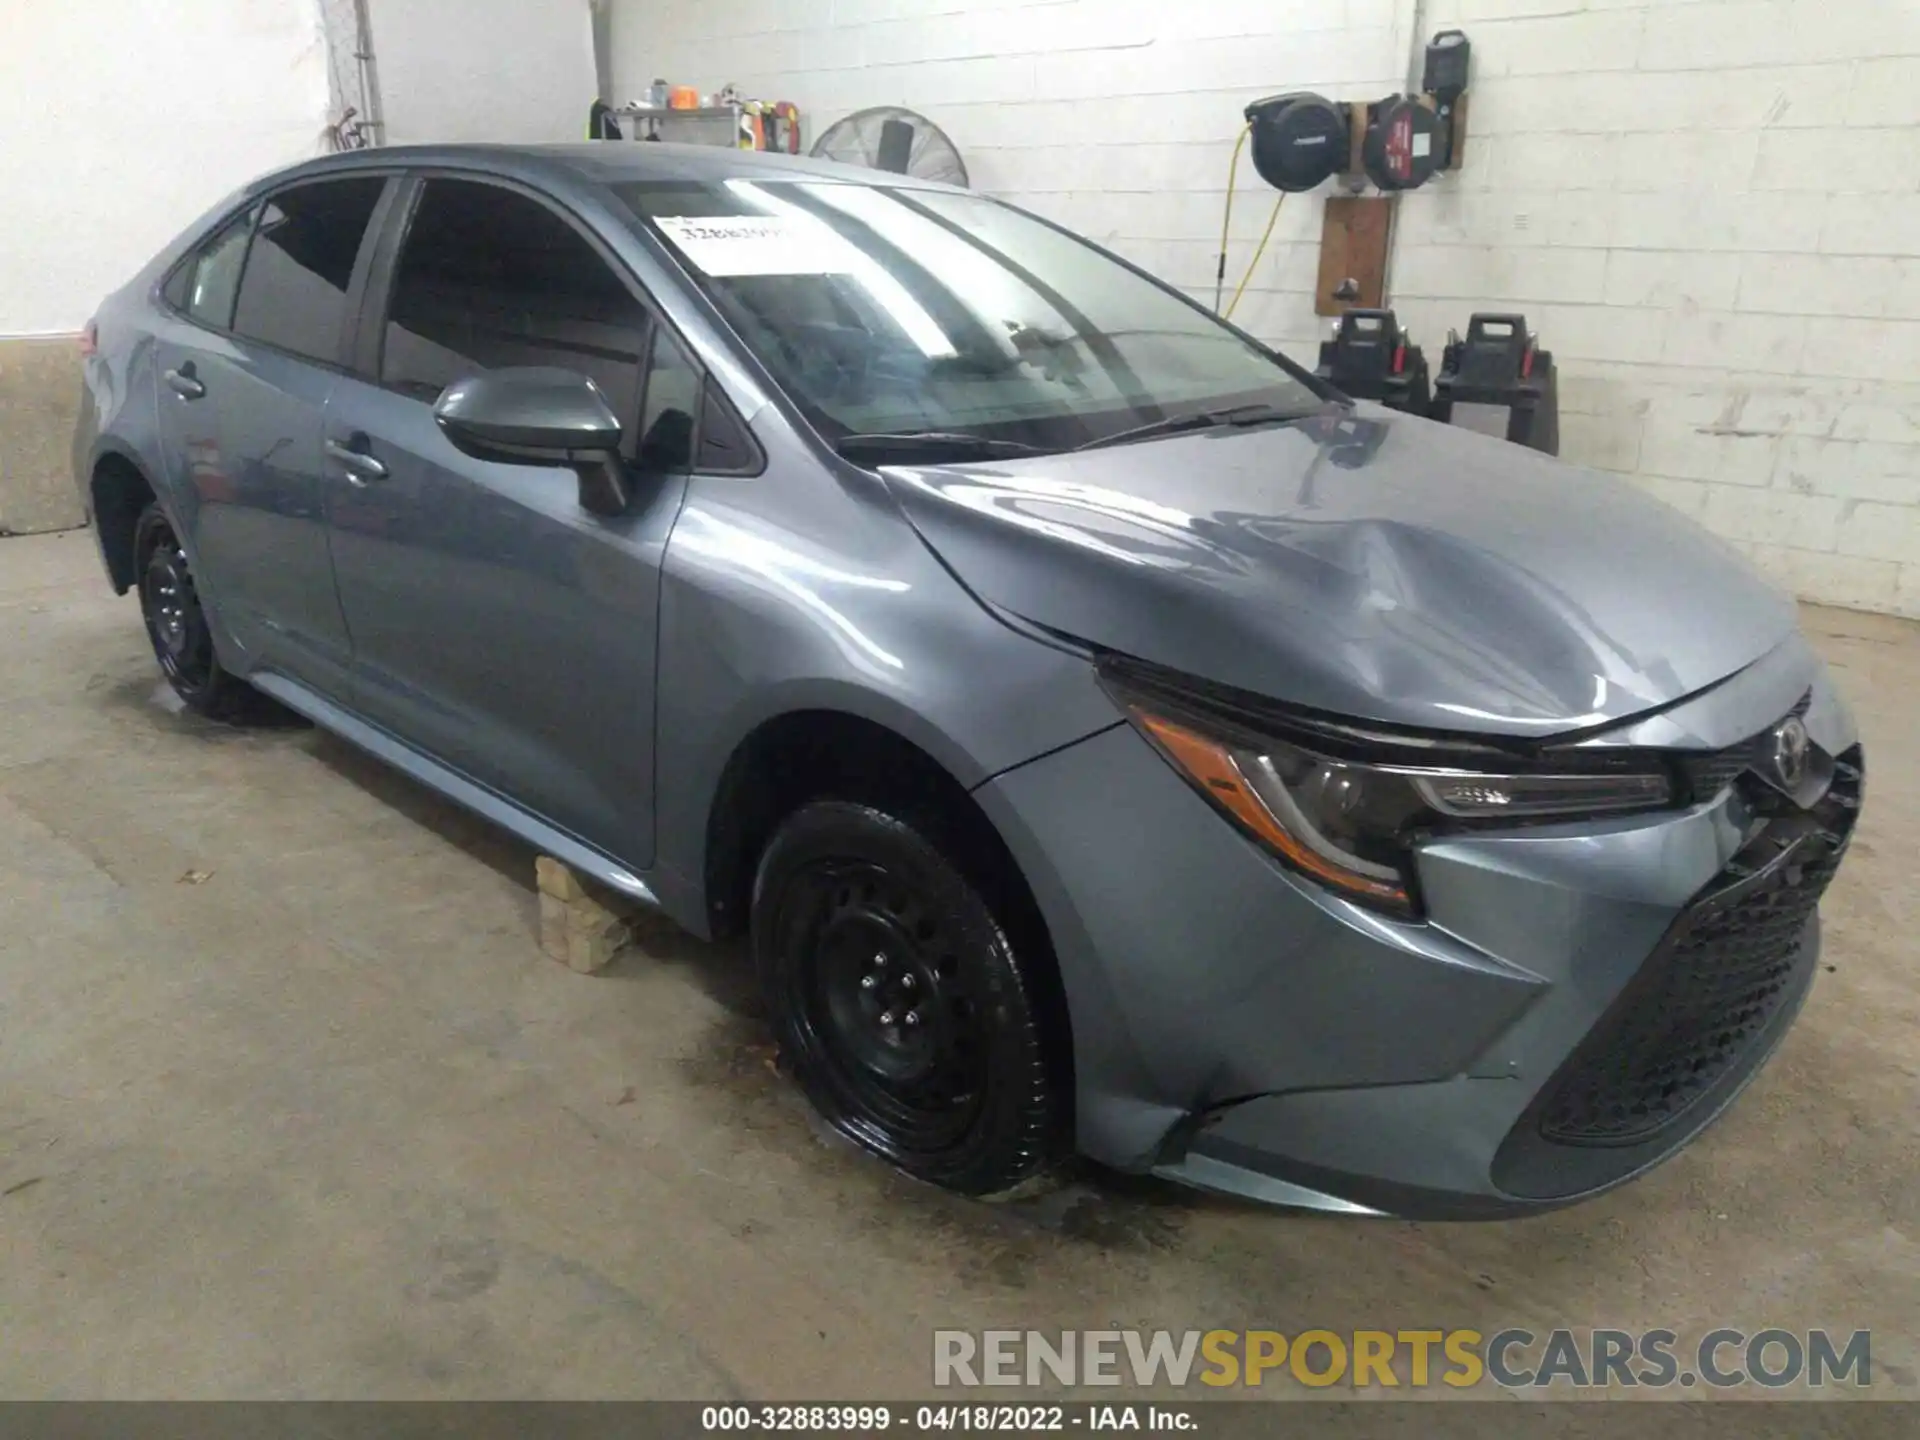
[73,143,1862,1217]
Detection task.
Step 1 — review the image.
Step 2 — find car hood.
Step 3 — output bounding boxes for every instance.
[881,405,1798,738]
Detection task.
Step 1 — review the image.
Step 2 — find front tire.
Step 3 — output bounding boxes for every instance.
[134,504,252,720]
[752,800,1065,1196]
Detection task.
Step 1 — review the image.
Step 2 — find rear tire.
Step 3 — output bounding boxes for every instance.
[752,799,1065,1196]
[134,504,254,721]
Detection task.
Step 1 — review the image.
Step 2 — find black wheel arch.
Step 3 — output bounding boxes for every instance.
[702,708,1075,1106]
[91,449,161,594]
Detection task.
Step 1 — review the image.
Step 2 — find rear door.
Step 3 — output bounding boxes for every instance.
[152,175,392,695]
[320,174,701,867]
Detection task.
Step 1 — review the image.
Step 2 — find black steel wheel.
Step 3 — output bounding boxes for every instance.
[134,504,249,719]
[753,800,1064,1195]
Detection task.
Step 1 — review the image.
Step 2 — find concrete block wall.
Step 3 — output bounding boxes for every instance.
[609,0,1920,618]
[0,340,90,536]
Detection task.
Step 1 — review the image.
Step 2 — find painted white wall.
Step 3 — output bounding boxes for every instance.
[606,0,1920,617]
[0,0,332,336]
[370,0,596,144]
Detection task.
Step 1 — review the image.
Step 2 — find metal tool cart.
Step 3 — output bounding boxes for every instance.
[612,102,745,147]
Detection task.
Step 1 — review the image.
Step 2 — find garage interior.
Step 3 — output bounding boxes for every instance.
[4,0,1919,1405]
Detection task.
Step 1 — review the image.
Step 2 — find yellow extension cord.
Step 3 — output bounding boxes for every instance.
[1215,121,1284,322]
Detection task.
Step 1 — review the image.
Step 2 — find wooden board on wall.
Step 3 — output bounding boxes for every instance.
[1316,196,1394,316]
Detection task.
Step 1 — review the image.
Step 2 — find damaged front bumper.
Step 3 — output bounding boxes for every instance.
[972,638,1861,1218]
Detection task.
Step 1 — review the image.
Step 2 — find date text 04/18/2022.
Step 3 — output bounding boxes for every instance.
[700,1404,1196,1432]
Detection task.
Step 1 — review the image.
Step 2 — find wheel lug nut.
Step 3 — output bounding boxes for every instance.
[873,952,888,968]
[901,974,916,990]
[904,1011,920,1027]
[879,1011,894,1026]
[860,975,876,989]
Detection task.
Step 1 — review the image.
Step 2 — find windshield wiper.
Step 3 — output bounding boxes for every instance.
[834,431,1048,464]
[1072,402,1302,453]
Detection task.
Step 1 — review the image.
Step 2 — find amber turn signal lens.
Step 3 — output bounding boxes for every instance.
[1135,710,1412,909]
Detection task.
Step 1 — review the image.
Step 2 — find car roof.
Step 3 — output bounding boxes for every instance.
[253,141,952,197]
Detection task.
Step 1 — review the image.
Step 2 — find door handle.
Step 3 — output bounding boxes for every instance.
[164,367,205,400]
[324,437,389,485]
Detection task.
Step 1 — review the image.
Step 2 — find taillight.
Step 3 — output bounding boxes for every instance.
[78,320,98,358]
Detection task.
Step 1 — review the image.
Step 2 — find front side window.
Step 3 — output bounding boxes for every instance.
[616,179,1324,453]
[232,177,386,364]
[381,178,650,421]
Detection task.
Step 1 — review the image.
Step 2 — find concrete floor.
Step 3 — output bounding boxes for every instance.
[1,526,1917,1403]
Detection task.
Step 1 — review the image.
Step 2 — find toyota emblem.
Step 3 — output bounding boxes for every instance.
[1770,715,1812,791]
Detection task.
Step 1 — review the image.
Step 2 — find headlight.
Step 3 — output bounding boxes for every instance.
[1104,665,1674,918]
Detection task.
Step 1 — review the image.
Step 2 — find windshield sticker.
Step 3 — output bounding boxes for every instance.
[655,215,859,277]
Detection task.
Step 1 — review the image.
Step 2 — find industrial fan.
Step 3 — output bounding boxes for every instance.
[811,106,968,186]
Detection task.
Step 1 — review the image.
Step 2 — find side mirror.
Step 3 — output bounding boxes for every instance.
[434,367,632,515]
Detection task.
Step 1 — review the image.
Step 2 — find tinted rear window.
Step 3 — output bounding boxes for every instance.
[232,177,385,365]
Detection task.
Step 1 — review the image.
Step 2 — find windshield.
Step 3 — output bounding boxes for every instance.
[614,179,1327,454]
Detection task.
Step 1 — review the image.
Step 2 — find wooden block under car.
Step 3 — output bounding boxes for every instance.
[534,857,632,973]
[538,891,570,961]
[567,919,630,975]
[535,854,587,902]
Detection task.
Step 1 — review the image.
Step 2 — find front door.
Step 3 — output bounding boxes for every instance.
[151,176,389,695]
[322,177,700,868]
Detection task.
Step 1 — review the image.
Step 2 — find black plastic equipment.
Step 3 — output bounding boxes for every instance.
[1424,31,1472,100]
[875,117,915,174]
[587,100,623,140]
[1315,309,1431,416]
[1361,96,1443,191]
[1244,93,1347,193]
[1423,31,1472,170]
[1430,314,1560,456]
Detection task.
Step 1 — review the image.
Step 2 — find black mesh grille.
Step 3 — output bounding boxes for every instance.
[1677,691,1812,802]
[1535,747,1861,1147]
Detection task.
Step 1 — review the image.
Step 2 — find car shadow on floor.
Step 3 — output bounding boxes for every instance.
[303,729,537,896]
[203,699,1287,1259]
